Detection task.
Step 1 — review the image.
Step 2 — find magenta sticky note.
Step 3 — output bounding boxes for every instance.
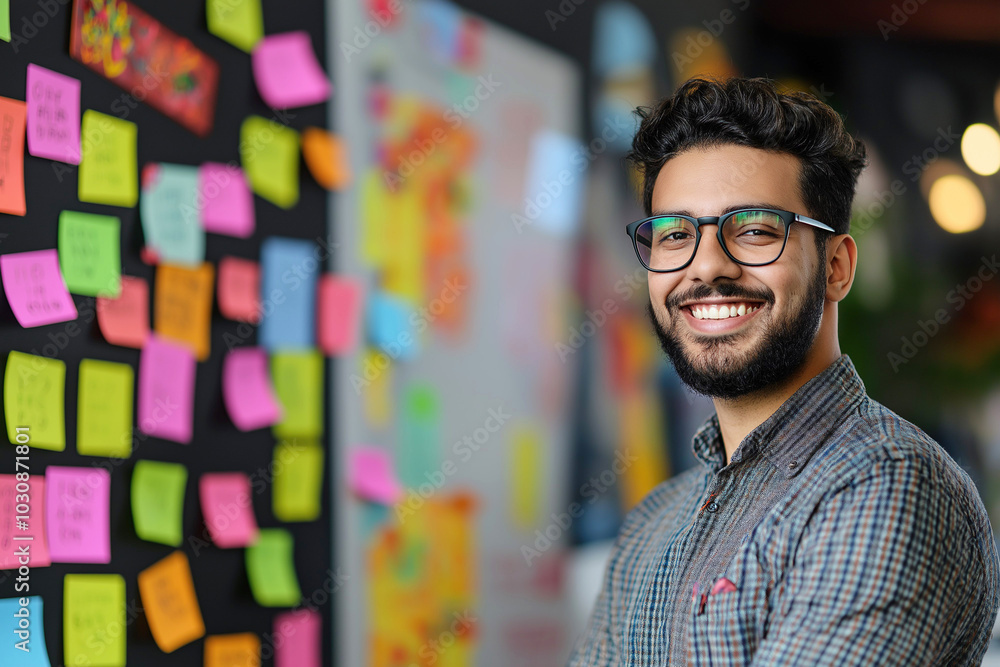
[348,446,402,505]
[223,347,282,431]
[0,475,51,569]
[317,275,362,356]
[199,472,259,548]
[45,466,111,564]
[0,249,78,328]
[138,335,196,444]
[199,163,255,237]
[275,609,321,667]
[26,64,82,164]
[252,31,331,109]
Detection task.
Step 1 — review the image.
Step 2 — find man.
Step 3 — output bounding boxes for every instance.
[570,77,1000,666]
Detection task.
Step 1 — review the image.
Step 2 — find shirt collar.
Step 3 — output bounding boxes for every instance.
[690,355,867,477]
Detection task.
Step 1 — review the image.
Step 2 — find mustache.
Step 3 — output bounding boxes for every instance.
[665,283,775,310]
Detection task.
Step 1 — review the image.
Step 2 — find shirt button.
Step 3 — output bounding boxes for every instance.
[788,459,798,469]
[706,501,719,513]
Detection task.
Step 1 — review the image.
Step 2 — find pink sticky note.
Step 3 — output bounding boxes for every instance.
[199,473,259,548]
[97,275,150,348]
[318,275,362,356]
[252,32,332,109]
[199,163,255,237]
[45,466,111,564]
[0,249,78,328]
[138,335,196,444]
[223,347,282,431]
[0,475,51,569]
[26,64,82,164]
[275,609,321,667]
[217,257,260,323]
[348,447,402,504]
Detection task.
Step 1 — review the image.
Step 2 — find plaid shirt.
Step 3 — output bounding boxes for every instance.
[569,355,1000,666]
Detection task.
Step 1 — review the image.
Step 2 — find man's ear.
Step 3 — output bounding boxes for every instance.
[826,234,857,302]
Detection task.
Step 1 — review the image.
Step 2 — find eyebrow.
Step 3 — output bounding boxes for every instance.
[650,203,783,217]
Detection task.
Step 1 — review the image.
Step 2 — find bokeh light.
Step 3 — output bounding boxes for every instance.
[961,123,1000,176]
[928,174,986,233]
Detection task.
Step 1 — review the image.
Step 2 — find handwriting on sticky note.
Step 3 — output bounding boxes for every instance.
[223,348,282,431]
[45,466,110,563]
[241,116,299,209]
[0,96,26,216]
[318,275,362,356]
[4,351,66,451]
[132,460,187,547]
[140,163,204,265]
[199,473,258,548]
[96,275,149,348]
[0,249,78,328]
[348,446,402,505]
[78,359,133,458]
[0,475,50,569]
[302,127,350,190]
[246,529,301,607]
[271,351,323,439]
[199,163,255,238]
[64,574,126,667]
[252,32,331,109]
[207,0,263,52]
[154,262,214,361]
[273,440,323,522]
[0,597,50,666]
[275,609,320,667]
[26,65,81,164]
[217,257,260,323]
[79,110,137,207]
[58,211,121,297]
[138,551,205,653]
[259,237,317,349]
[138,335,196,444]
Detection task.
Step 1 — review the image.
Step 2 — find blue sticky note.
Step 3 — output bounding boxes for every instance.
[260,237,318,350]
[523,130,586,236]
[416,0,461,64]
[0,596,51,666]
[592,2,657,78]
[140,163,204,265]
[366,291,418,360]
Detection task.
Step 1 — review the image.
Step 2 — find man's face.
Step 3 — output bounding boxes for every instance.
[646,144,828,399]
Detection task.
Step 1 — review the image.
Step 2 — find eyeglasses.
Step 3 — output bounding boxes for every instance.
[625,208,835,273]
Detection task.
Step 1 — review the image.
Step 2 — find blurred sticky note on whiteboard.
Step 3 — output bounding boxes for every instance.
[522,129,585,236]
[223,347,282,431]
[199,163,255,238]
[58,210,122,297]
[63,574,126,667]
[45,466,111,563]
[318,275,362,355]
[275,609,321,667]
[154,262,214,362]
[302,127,351,190]
[77,358,133,458]
[245,529,301,607]
[510,424,542,530]
[259,237,316,349]
[205,633,261,667]
[270,350,323,439]
[0,475,50,569]
[207,0,263,53]
[131,460,188,547]
[4,351,66,451]
[0,597,50,666]
[200,472,259,548]
[26,64,81,164]
[0,96,26,215]
[218,256,261,323]
[138,336,196,444]
[348,446,402,505]
[251,31,331,109]
[138,551,205,653]
[0,249,78,328]
[78,110,137,208]
[241,116,299,209]
[140,163,204,265]
[273,440,323,522]
[97,275,150,348]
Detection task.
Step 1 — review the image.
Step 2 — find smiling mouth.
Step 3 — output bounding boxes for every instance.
[684,301,763,320]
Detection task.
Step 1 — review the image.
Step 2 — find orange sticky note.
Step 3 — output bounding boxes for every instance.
[318,275,362,355]
[301,127,351,190]
[218,256,260,323]
[155,263,214,361]
[97,275,150,348]
[205,633,261,667]
[0,97,27,216]
[137,551,205,653]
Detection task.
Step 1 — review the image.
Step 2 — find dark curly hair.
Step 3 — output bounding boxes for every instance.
[627,77,868,236]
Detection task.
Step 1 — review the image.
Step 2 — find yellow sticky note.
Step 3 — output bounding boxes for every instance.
[207,0,263,53]
[79,111,138,207]
[382,184,425,304]
[273,440,324,522]
[360,169,388,267]
[138,551,205,653]
[271,351,323,439]
[78,359,133,458]
[4,351,65,451]
[246,529,301,607]
[241,116,299,209]
[64,574,126,667]
[132,460,187,546]
[361,347,392,428]
[154,262,214,361]
[204,632,261,667]
[510,424,542,530]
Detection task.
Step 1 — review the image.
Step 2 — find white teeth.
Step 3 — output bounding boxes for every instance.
[708,305,719,319]
[729,305,737,317]
[689,303,761,320]
[737,304,746,316]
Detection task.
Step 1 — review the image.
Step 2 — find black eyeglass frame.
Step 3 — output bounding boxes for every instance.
[625,208,837,273]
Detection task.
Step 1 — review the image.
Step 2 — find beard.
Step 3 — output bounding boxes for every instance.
[646,263,827,400]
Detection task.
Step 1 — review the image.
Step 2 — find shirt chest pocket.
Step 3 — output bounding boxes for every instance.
[686,578,762,666]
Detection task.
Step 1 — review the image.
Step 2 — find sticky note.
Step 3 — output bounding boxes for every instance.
[523,130,585,236]
[348,446,402,504]
[63,574,126,667]
[199,163,254,238]
[58,211,122,297]
[207,0,263,52]
[252,32,331,109]
[96,276,149,348]
[154,262,214,361]
[137,551,205,653]
[199,473,258,548]
[131,460,187,546]
[138,335,196,444]
[0,249,78,328]
[275,609,320,667]
[510,425,542,530]
[223,347,282,431]
[205,633,261,667]
[0,96,26,216]
[271,351,323,439]
[361,348,392,428]
[302,127,350,190]
[26,65,82,164]
[218,257,260,323]
[46,466,110,563]
[4,351,65,451]
[79,111,137,207]
[259,237,317,349]
[367,291,418,360]
[273,440,323,522]
[415,0,462,65]
[246,529,301,607]
[0,597,50,666]
[77,359,133,458]
[1,0,9,43]
[140,163,204,265]
[398,384,440,489]
[318,275,362,356]
[0,475,51,569]
[241,116,299,209]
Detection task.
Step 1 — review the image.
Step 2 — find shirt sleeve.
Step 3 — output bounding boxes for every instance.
[750,459,995,666]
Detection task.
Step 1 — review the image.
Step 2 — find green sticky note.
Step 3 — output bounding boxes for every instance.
[398,384,440,489]
[64,574,126,667]
[4,351,65,451]
[246,528,301,607]
[1,0,10,42]
[273,440,324,522]
[271,351,323,439]
[78,359,133,458]
[79,111,138,207]
[131,460,187,546]
[207,0,262,52]
[241,116,299,209]
[59,211,122,297]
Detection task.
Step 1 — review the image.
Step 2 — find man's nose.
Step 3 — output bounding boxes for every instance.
[686,224,741,282]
